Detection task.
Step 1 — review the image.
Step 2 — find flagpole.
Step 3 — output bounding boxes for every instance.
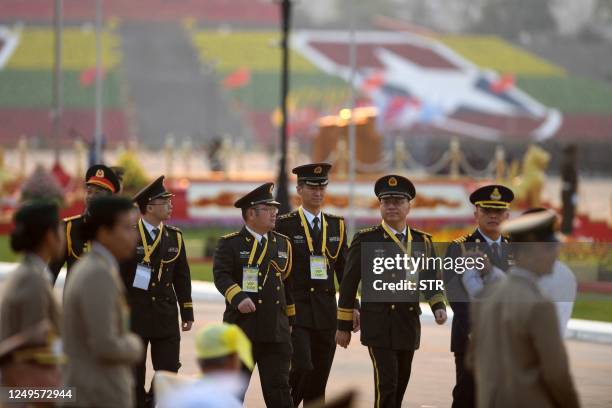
[347,1,357,239]
[94,0,103,164]
[52,0,63,164]
[275,0,291,213]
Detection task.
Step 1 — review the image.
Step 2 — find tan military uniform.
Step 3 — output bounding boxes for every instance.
[62,245,143,407]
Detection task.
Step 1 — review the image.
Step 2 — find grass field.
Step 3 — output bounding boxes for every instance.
[2,235,611,323]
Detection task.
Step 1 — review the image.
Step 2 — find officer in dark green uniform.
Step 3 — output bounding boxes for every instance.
[124,176,194,408]
[49,164,121,283]
[444,184,514,408]
[336,175,447,408]
[276,163,354,406]
[213,182,295,408]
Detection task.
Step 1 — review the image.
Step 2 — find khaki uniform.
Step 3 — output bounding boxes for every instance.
[63,246,143,407]
[469,268,580,408]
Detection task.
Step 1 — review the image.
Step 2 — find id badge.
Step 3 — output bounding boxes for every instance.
[133,264,152,290]
[310,256,328,280]
[242,266,259,293]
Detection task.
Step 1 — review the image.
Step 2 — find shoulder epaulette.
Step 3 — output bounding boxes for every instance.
[272,230,290,241]
[276,211,297,221]
[453,234,470,244]
[410,227,432,238]
[357,225,378,235]
[63,214,83,222]
[323,212,344,220]
[221,231,240,240]
[165,224,182,233]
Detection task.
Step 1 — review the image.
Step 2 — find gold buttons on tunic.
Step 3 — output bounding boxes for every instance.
[310,288,315,292]
[258,300,263,304]
[391,304,396,310]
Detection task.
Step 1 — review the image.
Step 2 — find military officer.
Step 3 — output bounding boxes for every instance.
[444,184,514,408]
[213,182,295,408]
[123,175,194,408]
[49,164,121,283]
[336,175,447,408]
[275,163,355,406]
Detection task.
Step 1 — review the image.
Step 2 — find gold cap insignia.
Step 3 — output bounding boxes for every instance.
[388,177,398,187]
[96,169,105,178]
[314,166,322,174]
[490,187,502,201]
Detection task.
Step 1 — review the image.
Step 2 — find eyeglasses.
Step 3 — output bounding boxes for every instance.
[148,199,173,206]
[253,206,278,215]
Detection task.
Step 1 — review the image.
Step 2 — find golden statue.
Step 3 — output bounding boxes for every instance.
[511,144,550,208]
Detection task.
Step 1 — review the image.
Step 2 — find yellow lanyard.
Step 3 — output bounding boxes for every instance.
[381,221,412,255]
[138,219,164,264]
[247,234,269,266]
[298,207,327,255]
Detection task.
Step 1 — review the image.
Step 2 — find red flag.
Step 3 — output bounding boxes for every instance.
[361,71,385,92]
[80,67,106,87]
[223,67,251,89]
[490,73,514,94]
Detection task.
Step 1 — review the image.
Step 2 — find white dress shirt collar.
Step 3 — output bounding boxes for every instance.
[141,218,161,238]
[477,228,502,246]
[386,224,407,237]
[245,225,268,244]
[300,206,322,229]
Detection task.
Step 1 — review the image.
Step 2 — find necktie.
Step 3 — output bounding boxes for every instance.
[259,236,267,250]
[151,228,159,239]
[312,217,321,237]
[395,233,405,243]
[490,242,501,264]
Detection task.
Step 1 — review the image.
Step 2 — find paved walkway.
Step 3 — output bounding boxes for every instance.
[0,275,610,407]
[147,301,612,408]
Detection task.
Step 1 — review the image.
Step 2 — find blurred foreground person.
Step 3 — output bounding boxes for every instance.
[0,201,65,387]
[523,208,577,335]
[469,210,580,408]
[49,164,121,283]
[157,323,252,408]
[63,196,143,407]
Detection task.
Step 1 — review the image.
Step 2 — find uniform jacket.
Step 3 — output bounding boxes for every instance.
[213,227,294,343]
[275,210,348,330]
[121,219,194,339]
[469,268,580,408]
[0,254,62,364]
[62,247,143,408]
[444,229,511,353]
[337,224,446,350]
[49,214,88,283]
